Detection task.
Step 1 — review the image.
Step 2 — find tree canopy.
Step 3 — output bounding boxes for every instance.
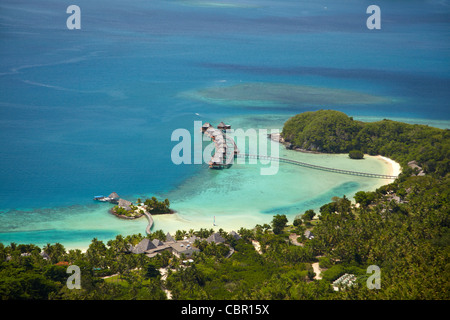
[282,110,449,176]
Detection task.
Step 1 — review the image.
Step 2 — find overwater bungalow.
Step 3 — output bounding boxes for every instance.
[202,121,239,169]
[108,192,120,201]
[201,122,213,132]
[93,191,120,204]
[216,147,226,154]
[217,121,231,131]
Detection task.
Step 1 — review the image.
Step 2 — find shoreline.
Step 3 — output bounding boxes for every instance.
[376,155,402,177]
[1,125,402,251]
[270,132,402,178]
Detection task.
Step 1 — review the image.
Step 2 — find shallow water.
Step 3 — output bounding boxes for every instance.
[0,0,448,249]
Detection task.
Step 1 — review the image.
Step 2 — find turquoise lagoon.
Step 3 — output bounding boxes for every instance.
[0,113,405,250]
[0,0,449,249]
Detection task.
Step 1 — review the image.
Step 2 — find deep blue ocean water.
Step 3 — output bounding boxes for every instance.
[0,0,449,246]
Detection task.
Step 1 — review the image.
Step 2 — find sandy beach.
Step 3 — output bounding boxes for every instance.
[377,155,402,177]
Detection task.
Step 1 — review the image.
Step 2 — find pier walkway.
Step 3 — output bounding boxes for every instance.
[236,153,397,179]
[143,211,154,235]
[202,122,239,169]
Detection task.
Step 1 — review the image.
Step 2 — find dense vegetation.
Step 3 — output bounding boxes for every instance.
[0,111,448,300]
[349,150,364,159]
[282,110,449,176]
[144,197,171,214]
[1,172,448,300]
[112,197,171,218]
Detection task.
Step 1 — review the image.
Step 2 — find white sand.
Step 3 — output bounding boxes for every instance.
[312,262,322,280]
[376,155,402,177]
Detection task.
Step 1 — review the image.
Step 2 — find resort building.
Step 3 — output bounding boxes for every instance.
[408,160,425,176]
[304,230,315,240]
[40,251,50,260]
[206,232,226,244]
[168,242,200,258]
[129,234,200,258]
[230,231,241,241]
[332,273,357,291]
[130,238,157,254]
[108,192,120,201]
[217,121,231,131]
[201,122,213,132]
[93,191,120,204]
[165,232,176,243]
[129,230,241,259]
[202,121,239,169]
[118,199,133,211]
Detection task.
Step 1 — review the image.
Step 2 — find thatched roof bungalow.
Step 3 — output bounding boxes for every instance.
[166,233,176,243]
[206,232,226,244]
[229,231,241,241]
[131,238,157,254]
[202,122,213,132]
[152,239,164,247]
[217,122,231,130]
[206,127,216,134]
[118,199,133,211]
[108,192,120,200]
[40,251,50,260]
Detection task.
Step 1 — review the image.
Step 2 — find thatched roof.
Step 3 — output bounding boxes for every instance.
[202,122,212,128]
[206,232,225,244]
[108,192,120,199]
[152,239,164,247]
[407,160,421,169]
[118,199,133,211]
[132,238,156,254]
[217,121,231,129]
[187,235,199,243]
[166,233,176,243]
[40,251,50,260]
[229,231,241,240]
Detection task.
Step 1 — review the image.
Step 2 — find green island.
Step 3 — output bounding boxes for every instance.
[111,197,173,219]
[0,110,448,300]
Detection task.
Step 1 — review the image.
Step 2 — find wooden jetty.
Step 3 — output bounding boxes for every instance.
[93,192,120,204]
[202,122,239,169]
[236,153,397,179]
[202,122,396,179]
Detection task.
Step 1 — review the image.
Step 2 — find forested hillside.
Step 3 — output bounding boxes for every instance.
[282,110,449,176]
